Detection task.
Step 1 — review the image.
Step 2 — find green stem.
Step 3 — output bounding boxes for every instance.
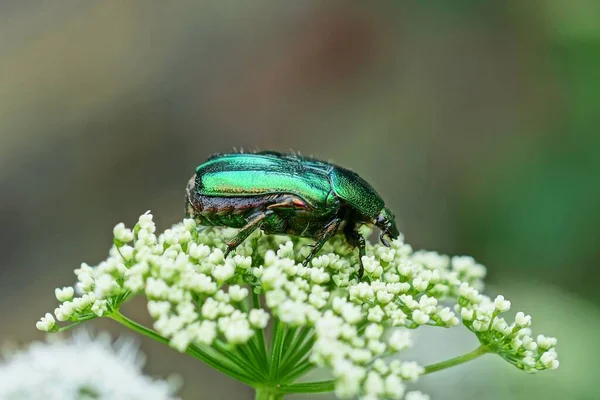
[255,388,284,400]
[251,291,269,368]
[269,319,286,382]
[279,327,308,368]
[109,312,169,345]
[279,380,335,393]
[56,316,96,333]
[212,340,265,380]
[108,312,259,387]
[423,345,489,374]
[280,358,314,384]
[279,330,315,378]
[279,345,490,395]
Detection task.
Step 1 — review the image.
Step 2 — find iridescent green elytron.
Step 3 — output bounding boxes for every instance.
[185,151,399,279]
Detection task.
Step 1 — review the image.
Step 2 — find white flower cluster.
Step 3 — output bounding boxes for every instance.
[37,212,559,399]
[458,285,559,371]
[0,331,179,400]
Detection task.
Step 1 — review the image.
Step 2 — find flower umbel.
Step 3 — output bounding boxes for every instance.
[0,331,179,400]
[37,212,559,399]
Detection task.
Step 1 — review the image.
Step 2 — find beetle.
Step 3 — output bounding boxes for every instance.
[185,151,399,279]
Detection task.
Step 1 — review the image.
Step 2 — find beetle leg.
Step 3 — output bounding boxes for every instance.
[345,228,366,281]
[224,210,273,257]
[302,217,342,267]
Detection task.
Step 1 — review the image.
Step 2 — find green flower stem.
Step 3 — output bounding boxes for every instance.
[108,312,259,387]
[109,312,169,345]
[279,326,306,367]
[423,345,489,374]
[279,331,315,380]
[240,339,269,375]
[278,345,490,395]
[279,380,335,394]
[255,388,284,400]
[252,291,269,366]
[280,358,314,384]
[212,340,266,380]
[186,345,261,386]
[56,316,96,333]
[269,319,286,382]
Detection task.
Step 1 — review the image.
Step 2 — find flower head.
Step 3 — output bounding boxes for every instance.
[0,331,179,399]
[37,212,559,399]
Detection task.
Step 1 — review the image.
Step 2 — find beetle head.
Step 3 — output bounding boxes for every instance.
[375,207,399,247]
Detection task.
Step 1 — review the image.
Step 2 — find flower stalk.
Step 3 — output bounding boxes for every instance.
[423,345,489,374]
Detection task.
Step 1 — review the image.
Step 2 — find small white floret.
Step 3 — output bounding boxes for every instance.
[388,329,412,351]
[249,309,270,329]
[515,311,532,327]
[55,287,74,302]
[406,390,430,400]
[228,285,249,302]
[494,295,511,312]
[412,310,430,325]
[113,222,134,243]
[35,313,56,332]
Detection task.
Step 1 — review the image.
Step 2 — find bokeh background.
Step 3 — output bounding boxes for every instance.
[1,1,598,399]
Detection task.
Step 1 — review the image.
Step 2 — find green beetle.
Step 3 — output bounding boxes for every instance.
[185,151,399,279]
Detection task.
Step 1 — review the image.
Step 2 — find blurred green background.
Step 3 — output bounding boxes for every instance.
[1,1,598,399]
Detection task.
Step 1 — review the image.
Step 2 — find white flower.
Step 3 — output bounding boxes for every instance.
[363,371,384,395]
[138,211,155,231]
[188,243,211,260]
[91,299,108,316]
[170,330,193,352]
[368,305,385,322]
[521,335,538,351]
[388,329,412,351]
[412,276,429,291]
[494,295,511,312]
[399,361,424,381]
[228,285,249,302]
[54,301,75,321]
[412,310,430,325]
[201,297,220,320]
[148,301,171,319]
[249,309,270,329]
[0,331,179,400]
[472,320,489,332]
[113,222,134,243]
[365,324,384,340]
[376,290,394,304]
[406,391,430,400]
[192,320,217,345]
[35,313,56,332]
[384,374,405,398]
[515,311,532,327]
[540,351,560,369]
[146,278,170,299]
[537,335,558,350]
[218,311,254,344]
[211,261,235,282]
[54,287,74,302]
[492,317,511,335]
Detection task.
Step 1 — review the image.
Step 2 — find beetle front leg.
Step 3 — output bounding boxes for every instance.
[302,217,342,267]
[346,228,366,280]
[224,210,273,257]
